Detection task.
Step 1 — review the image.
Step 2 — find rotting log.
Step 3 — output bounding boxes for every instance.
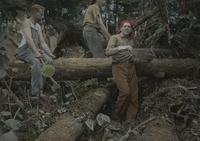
[35,88,110,141]
[10,57,199,80]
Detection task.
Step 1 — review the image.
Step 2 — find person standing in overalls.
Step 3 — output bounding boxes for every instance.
[16,4,55,98]
[83,0,111,58]
[106,20,138,122]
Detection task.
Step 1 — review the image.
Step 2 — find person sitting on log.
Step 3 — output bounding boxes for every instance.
[106,20,150,122]
[83,0,111,58]
[15,4,55,98]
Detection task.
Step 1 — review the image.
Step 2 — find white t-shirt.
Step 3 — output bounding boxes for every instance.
[18,30,26,48]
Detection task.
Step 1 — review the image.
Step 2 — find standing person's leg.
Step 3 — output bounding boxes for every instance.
[16,47,43,96]
[112,64,130,119]
[83,27,105,58]
[126,64,138,121]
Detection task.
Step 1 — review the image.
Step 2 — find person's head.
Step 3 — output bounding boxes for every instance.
[92,0,106,7]
[30,4,45,22]
[119,20,133,38]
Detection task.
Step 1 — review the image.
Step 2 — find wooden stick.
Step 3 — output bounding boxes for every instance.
[3,79,24,109]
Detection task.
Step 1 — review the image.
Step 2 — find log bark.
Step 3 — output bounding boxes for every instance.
[35,88,110,141]
[10,57,199,80]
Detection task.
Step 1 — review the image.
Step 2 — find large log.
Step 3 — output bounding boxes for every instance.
[134,117,179,141]
[35,88,110,141]
[10,57,199,80]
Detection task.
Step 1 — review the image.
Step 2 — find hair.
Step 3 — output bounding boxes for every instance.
[118,19,135,39]
[30,4,45,15]
[89,0,96,5]
[119,19,133,28]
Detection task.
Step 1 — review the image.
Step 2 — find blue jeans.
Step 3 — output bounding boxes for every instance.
[16,46,53,95]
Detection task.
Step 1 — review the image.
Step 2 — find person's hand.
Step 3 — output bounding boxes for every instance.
[126,45,133,51]
[50,54,56,59]
[35,51,42,58]
[38,49,44,54]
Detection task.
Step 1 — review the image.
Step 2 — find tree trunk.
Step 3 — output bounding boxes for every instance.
[10,57,199,80]
[35,88,110,141]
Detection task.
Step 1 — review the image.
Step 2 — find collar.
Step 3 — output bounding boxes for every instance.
[29,18,39,31]
[119,33,129,39]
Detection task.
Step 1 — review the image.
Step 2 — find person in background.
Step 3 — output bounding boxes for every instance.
[16,4,55,98]
[83,0,111,58]
[106,20,138,122]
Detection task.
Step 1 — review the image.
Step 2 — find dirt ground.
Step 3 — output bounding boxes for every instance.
[0,73,200,141]
[78,78,200,141]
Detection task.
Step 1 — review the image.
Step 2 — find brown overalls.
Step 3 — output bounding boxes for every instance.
[106,34,138,121]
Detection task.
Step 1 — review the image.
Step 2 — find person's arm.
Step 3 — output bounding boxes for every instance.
[93,8,110,40]
[38,25,55,58]
[98,17,110,40]
[105,36,119,56]
[106,36,133,56]
[21,20,41,57]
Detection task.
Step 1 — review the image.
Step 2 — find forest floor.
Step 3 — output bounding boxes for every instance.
[79,78,200,141]
[1,0,200,140]
[1,73,199,141]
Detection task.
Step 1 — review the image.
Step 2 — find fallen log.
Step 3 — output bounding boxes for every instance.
[131,48,179,58]
[134,117,179,141]
[35,88,110,141]
[10,57,199,80]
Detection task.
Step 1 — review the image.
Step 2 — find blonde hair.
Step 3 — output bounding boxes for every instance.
[31,4,45,15]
